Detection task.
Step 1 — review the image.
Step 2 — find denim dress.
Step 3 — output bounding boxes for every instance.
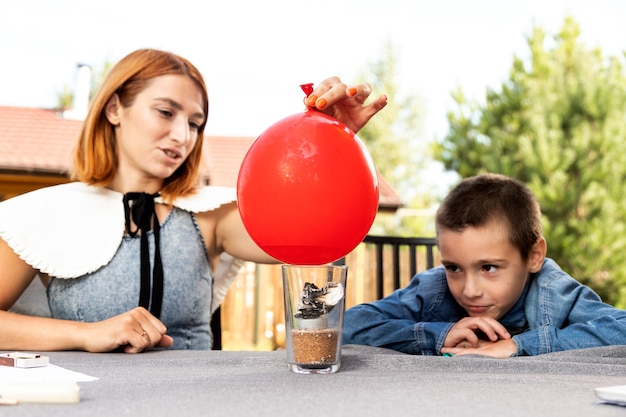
[47,207,214,350]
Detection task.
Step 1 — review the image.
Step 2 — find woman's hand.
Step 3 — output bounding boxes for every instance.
[305,76,387,133]
[81,307,173,353]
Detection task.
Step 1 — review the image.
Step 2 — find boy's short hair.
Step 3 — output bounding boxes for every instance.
[435,173,543,260]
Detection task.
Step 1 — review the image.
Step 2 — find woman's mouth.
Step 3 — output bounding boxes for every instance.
[162,148,182,160]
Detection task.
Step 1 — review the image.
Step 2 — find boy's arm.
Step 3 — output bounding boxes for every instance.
[513,304,626,355]
[343,302,454,354]
[514,271,626,355]
[343,268,455,355]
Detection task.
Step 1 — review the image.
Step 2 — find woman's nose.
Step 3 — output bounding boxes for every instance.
[171,117,191,144]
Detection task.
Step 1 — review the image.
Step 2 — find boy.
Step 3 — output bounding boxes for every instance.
[343,173,626,358]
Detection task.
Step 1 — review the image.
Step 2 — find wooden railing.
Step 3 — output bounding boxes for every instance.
[361,235,438,299]
[215,235,439,350]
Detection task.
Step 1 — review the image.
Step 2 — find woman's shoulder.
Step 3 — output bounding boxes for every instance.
[0,182,124,279]
[165,186,237,213]
[1,182,119,204]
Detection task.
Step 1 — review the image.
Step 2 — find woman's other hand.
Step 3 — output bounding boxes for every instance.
[305,76,387,133]
[82,307,173,353]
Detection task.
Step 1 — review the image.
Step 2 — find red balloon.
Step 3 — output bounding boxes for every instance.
[237,110,379,265]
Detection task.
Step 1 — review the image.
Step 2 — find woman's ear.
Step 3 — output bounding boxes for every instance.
[528,237,547,273]
[104,94,121,126]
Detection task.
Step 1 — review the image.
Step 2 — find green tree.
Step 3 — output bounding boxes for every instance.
[434,16,626,307]
[357,40,436,236]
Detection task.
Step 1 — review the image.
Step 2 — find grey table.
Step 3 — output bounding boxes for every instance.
[5,344,626,417]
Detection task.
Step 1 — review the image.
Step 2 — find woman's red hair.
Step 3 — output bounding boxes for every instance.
[71,49,209,202]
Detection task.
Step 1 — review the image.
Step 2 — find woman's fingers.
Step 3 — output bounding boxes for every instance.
[301,77,387,133]
[84,307,171,353]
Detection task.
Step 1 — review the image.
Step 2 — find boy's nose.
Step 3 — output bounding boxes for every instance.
[463,274,483,298]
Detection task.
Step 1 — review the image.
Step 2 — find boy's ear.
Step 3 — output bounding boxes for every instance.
[528,237,547,273]
[104,94,121,126]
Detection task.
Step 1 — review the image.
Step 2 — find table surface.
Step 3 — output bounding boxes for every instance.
[5,344,626,417]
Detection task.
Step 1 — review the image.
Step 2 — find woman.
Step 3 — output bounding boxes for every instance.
[0,48,387,353]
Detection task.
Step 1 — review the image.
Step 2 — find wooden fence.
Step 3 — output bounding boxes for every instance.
[218,236,439,351]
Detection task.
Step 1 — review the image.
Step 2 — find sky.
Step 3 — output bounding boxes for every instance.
[1,0,625,192]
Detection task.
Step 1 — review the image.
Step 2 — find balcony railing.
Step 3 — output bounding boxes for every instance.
[361,235,438,299]
[216,235,439,350]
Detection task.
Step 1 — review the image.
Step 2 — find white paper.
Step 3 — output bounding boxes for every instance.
[0,363,98,383]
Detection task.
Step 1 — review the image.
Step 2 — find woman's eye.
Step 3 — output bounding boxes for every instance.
[158,108,173,117]
[189,122,201,131]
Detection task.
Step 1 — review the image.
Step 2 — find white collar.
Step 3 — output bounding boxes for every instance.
[0,182,237,278]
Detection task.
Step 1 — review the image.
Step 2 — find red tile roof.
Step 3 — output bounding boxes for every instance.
[0,106,81,174]
[202,136,255,187]
[203,136,404,210]
[0,106,403,209]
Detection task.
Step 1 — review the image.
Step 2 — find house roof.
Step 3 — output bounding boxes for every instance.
[0,106,82,174]
[0,105,403,209]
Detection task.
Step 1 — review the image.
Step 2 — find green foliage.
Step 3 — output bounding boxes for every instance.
[433,16,626,307]
[357,40,436,236]
[56,84,73,110]
[56,60,114,109]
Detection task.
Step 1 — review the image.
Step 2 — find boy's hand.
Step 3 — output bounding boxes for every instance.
[441,338,518,359]
[442,316,511,349]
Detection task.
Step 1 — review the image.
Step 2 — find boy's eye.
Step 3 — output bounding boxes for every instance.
[482,264,498,273]
[444,264,461,273]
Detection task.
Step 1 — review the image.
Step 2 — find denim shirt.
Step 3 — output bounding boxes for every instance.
[47,207,214,350]
[343,258,626,356]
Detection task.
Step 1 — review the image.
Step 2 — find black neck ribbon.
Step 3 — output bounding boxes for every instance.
[123,192,163,319]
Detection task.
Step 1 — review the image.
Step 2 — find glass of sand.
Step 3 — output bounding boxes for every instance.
[282,264,347,374]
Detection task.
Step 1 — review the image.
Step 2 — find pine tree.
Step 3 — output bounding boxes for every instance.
[434,17,626,306]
